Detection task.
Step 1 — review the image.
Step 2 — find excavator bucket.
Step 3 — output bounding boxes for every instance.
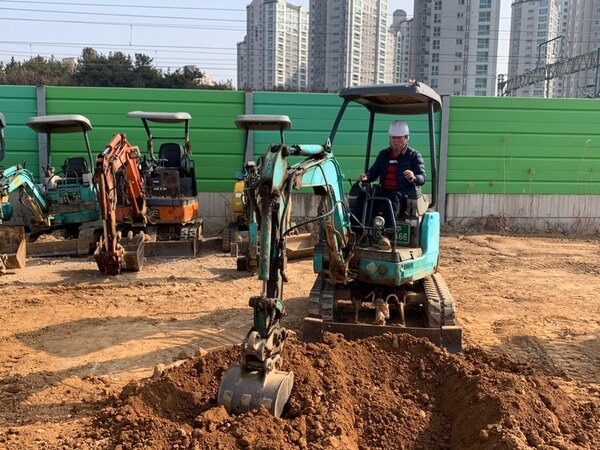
[0,226,26,270]
[285,232,317,260]
[94,232,145,275]
[120,232,145,271]
[217,364,294,418]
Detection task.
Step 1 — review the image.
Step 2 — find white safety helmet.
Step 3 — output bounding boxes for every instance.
[388,120,409,137]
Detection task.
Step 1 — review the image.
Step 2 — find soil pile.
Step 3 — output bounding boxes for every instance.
[86,333,599,450]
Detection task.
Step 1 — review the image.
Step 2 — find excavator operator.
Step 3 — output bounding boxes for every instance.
[357,119,427,225]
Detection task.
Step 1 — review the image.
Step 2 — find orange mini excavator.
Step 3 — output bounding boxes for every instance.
[123,111,203,258]
[93,133,145,275]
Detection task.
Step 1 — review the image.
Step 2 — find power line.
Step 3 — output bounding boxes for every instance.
[0,6,246,23]
[0,0,244,13]
[0,40,237,53]
[0,15,242,30]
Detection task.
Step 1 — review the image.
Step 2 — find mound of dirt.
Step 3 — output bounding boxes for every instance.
[84,333,598,450]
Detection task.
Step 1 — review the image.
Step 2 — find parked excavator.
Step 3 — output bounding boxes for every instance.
[122,111,202,257]
[24,114,103,257]
[93,133,145,275]
[225,114,316,272]
[0,115,30,271]
[0,163,52,271]
[218,81,461,417]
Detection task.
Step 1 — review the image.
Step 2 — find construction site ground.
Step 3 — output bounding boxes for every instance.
[0,231,599,449]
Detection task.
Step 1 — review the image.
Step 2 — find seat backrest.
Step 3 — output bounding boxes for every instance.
[158,143,183,168]
[61,156,88,182]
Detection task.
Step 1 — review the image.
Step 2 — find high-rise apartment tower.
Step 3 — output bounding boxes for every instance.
[238,0,309,91]
[308,0,391,92]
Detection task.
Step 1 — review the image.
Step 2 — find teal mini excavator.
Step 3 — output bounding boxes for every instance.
[217,81,461,417]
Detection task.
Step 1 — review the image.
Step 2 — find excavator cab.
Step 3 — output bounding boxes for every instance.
[225,114,317,271]
[125,111,202,257]
[60,156,91,185]
[349,180,428,248]
[25,114,102,257]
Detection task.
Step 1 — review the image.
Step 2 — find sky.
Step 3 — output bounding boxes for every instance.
[0,0,512,87]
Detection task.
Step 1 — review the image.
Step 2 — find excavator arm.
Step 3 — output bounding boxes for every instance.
[0,164,52,225]
[218,142,355,417]
[0,164,52,272]
[93,133,146,275]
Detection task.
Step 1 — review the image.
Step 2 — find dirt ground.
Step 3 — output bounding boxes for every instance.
[0,231,598,449]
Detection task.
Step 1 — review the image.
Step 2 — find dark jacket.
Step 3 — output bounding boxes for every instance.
[364,145,426,193]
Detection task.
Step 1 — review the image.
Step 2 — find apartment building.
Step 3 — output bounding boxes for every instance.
[308,0,391,92]
[389,9,412,84]
[508,0,562,97]
[563,0,600,97]
[238,0,502,96]
[400,0,501,96]
[237,0,309,91]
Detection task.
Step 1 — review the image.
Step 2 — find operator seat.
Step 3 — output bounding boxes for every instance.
[60,156,90,185]
[158,143,183,169]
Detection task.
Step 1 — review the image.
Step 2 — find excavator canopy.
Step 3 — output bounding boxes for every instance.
[26,115,93,133]
[126,111,191,123]
[338,82,442,115]
[234,114,291,131]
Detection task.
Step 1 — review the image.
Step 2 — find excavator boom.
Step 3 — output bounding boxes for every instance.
[0,165,51,225]
[93,133,145,275]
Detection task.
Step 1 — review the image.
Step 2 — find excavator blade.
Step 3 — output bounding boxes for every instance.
[144,239,197,258]
[0,226,26,269]
[217,363,294,418]
[27,220,103,258]
[233,231,315,265]
[142,221,202,258]
[303,317,462,354]
[26,237,90,257]
[285,232,316,260]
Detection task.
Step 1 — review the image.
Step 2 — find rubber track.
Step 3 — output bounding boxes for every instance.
[422,273,456,327]
[308,276,334,321]
[222,224,231,252]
